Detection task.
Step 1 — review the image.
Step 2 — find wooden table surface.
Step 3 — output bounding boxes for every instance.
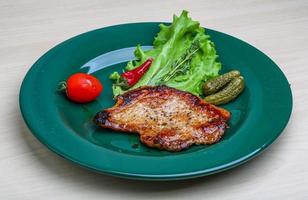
[1,0,307,199]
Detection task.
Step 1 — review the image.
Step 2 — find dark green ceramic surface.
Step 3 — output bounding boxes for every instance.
[19,23,292,180]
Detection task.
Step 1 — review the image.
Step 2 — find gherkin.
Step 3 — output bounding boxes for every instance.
[204,76,245,105]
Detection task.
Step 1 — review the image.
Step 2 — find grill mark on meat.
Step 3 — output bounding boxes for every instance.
[94,85,230,151]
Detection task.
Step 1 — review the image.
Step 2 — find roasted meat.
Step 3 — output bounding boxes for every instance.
[94,86,230,151]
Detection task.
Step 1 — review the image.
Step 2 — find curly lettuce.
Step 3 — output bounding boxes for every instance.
[111,10,221,96]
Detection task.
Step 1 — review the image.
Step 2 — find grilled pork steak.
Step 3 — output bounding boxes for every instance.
[94,86,230,151]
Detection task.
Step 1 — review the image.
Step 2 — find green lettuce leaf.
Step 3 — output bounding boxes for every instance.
[111,10,221,96]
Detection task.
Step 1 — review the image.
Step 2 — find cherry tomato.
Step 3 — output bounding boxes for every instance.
[64,73,103,103]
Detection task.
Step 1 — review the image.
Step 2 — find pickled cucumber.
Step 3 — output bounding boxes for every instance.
[204,76,245,105]
[203,70,240,95]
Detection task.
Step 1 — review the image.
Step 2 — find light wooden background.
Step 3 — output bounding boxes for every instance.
[1,0,307,199]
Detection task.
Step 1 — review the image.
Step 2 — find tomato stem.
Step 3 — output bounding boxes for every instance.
[57,81,67,93]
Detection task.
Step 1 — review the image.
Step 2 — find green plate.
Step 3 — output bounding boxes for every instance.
[19,23,292,180]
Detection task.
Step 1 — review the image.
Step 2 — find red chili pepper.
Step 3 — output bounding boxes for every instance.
[120,58,153,88]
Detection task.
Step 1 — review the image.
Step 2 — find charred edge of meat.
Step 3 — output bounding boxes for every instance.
[118,85,202,106]
[93,110,110,125]
[153,136,192,151]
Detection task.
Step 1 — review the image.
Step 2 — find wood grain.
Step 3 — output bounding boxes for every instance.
[0,0,307,199]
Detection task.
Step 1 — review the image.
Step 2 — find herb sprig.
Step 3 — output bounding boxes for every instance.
[159,40,200,83]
